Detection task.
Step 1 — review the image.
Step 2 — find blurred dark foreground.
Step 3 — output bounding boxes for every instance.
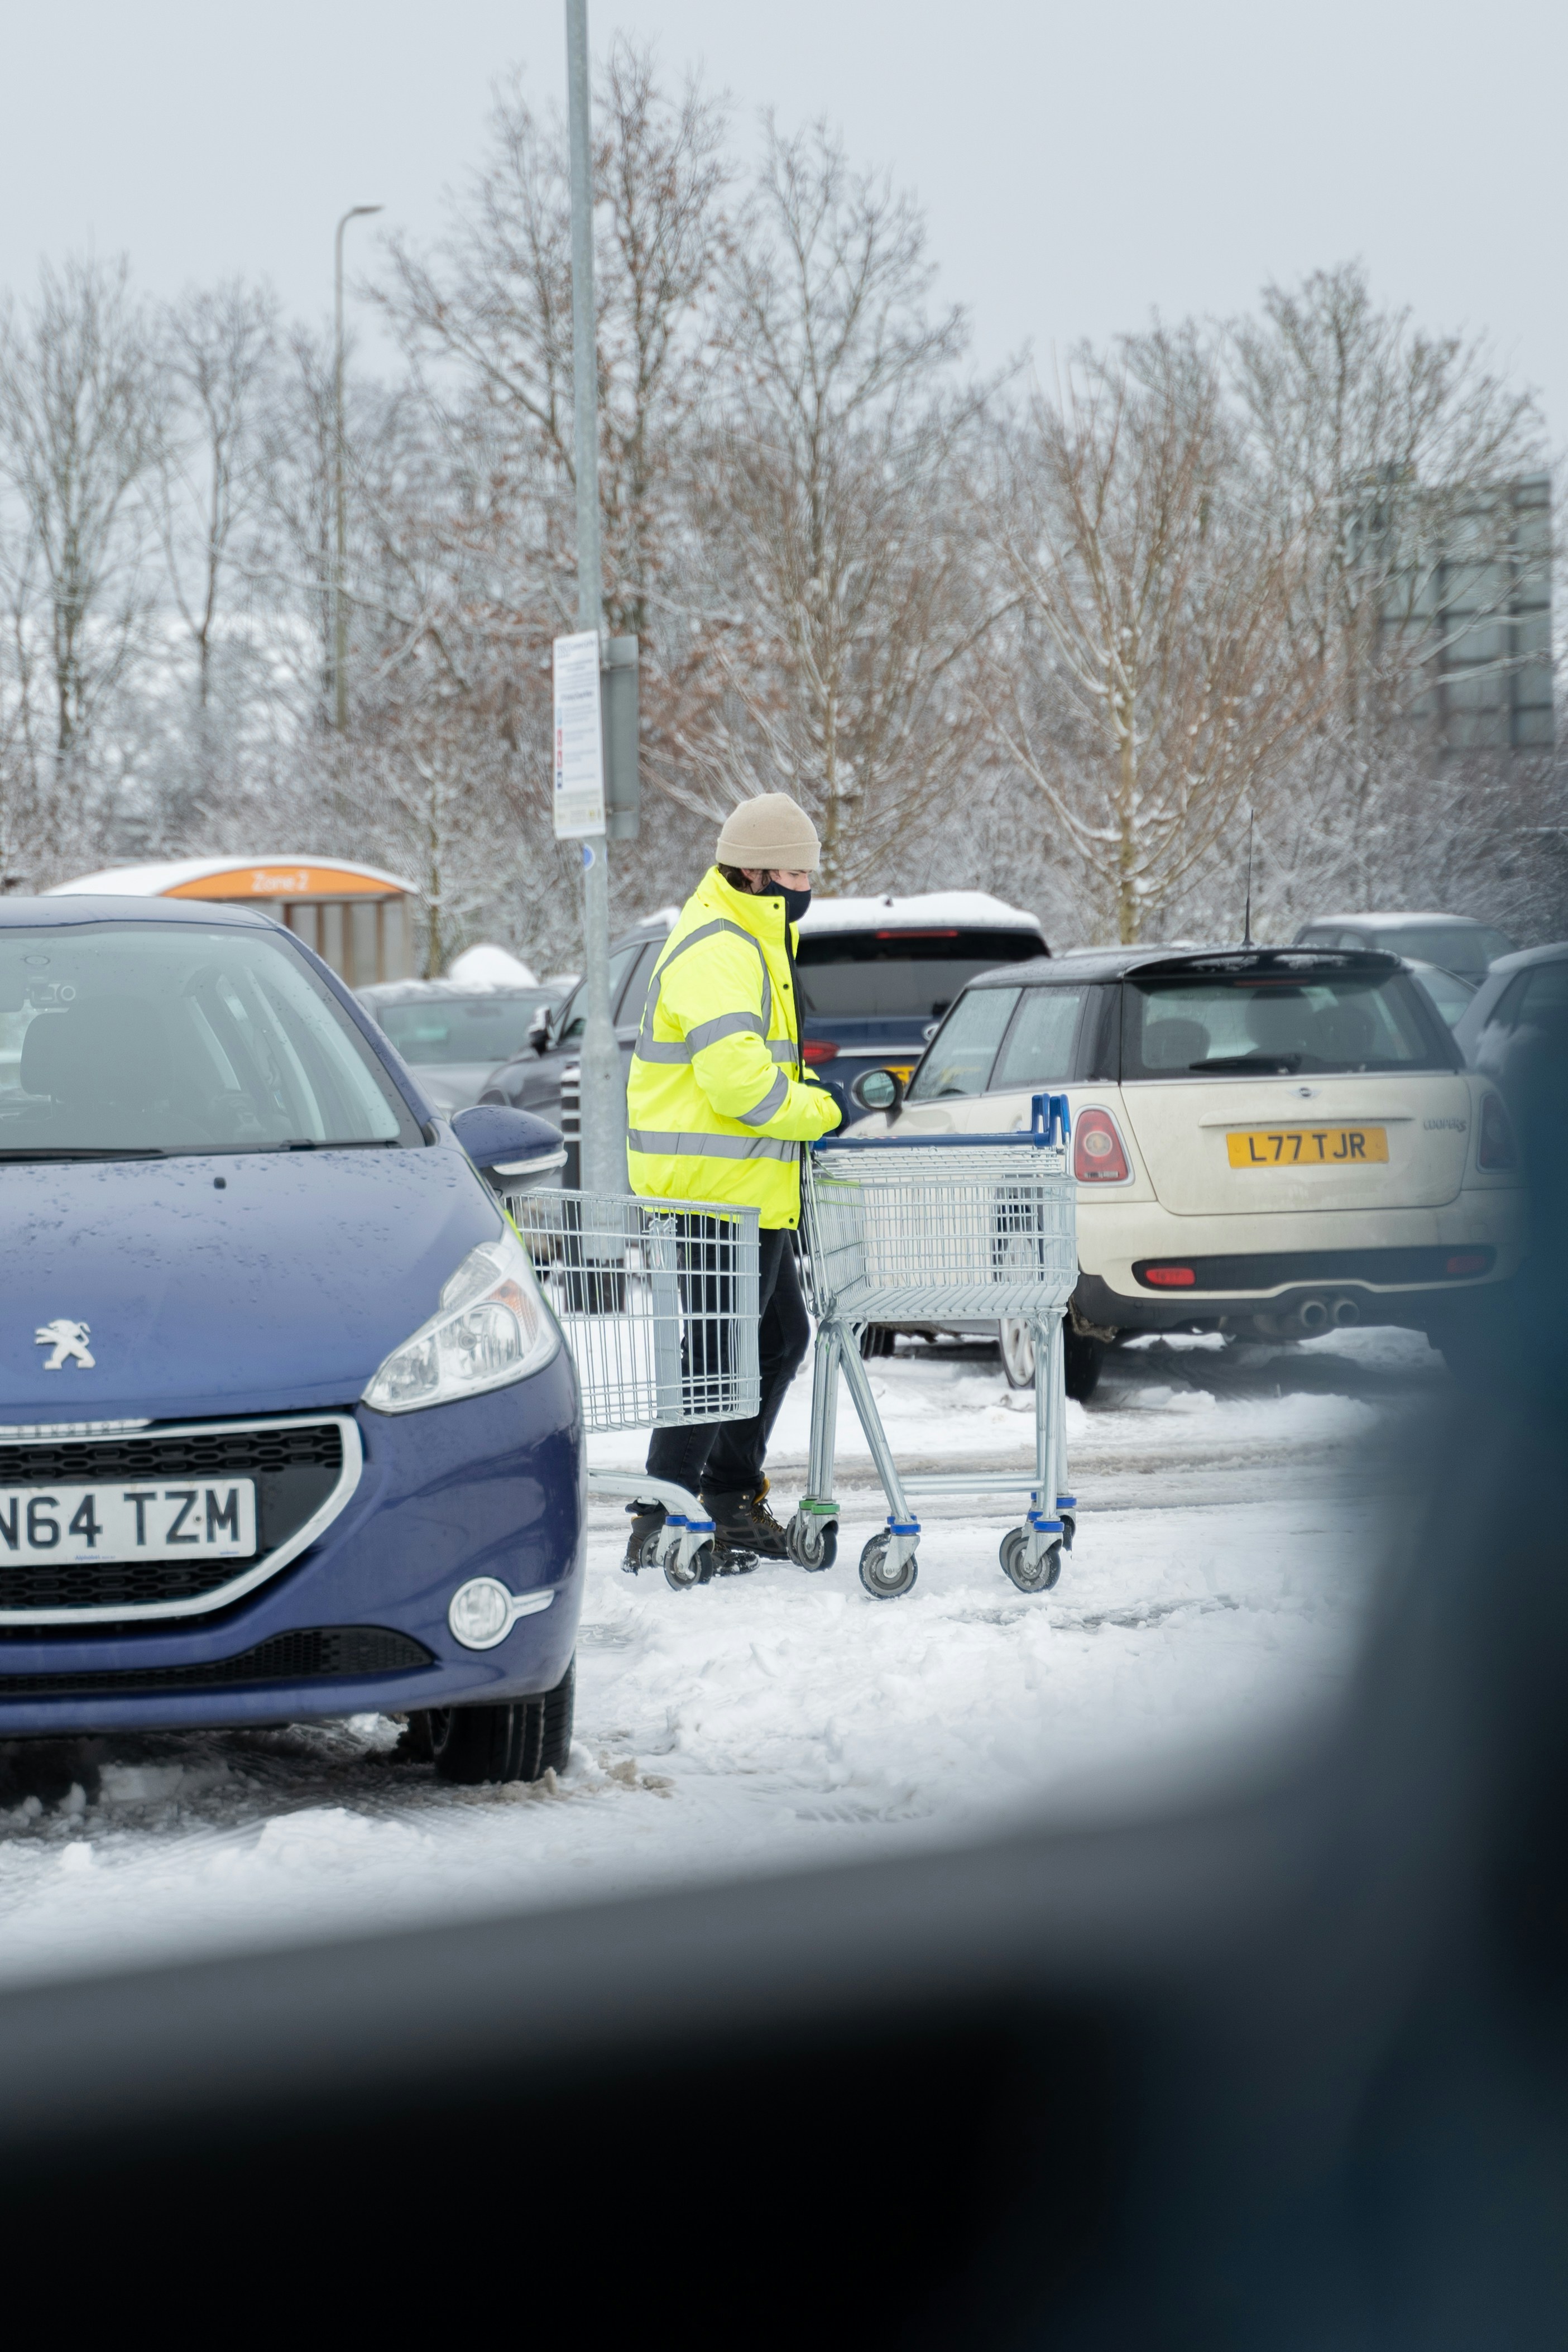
[0,1088,1564,2347]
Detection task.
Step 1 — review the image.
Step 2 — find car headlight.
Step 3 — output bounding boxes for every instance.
[363,1224,559,1413]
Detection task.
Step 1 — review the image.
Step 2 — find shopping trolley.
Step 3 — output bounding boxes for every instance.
[785,1093,1078,1600]
[504,1187,761,1590]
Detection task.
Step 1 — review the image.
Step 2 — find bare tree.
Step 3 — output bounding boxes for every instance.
[681,121,995,890]
[0,257,164,783]
[155,280,278,718]
[989,332,1320,944]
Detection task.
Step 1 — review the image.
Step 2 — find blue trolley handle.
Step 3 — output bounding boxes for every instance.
[1031,1091,1072,1148]
[813,1090,1072,1153]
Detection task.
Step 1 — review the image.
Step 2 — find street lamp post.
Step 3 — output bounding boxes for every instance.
[564,0,620,1197]
[333,204,383,731]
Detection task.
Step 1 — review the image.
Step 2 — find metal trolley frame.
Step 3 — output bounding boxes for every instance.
[504,1186,761,1589]
[785,1094,1078,1600]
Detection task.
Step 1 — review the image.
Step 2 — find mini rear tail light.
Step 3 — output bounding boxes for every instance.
[1478,1092,1517,1170]
[1073,1106,1131,1182]
[1145,1265,1196,1287]
[801,1040,839,1064]
[1445,1252,1490,1277]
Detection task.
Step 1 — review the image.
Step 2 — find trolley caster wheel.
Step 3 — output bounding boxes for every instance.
[1000,1527,1062,1593]
[788,1513,838,1572]
[663,1539,717,1592]
[859,1532,918,1600]
[1061,1512,1076,1553]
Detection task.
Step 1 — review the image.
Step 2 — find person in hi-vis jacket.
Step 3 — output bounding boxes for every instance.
[622,793,840,1567]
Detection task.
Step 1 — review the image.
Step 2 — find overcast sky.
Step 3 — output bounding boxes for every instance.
[2,0,1561,447]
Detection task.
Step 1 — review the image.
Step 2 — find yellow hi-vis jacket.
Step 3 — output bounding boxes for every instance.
[625,866,842,1228]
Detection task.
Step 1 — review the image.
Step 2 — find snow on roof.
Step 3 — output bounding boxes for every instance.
[1311,910,1486,928]
[445,942,540,987]
[798,891,1043,935]
[47,854,417,897]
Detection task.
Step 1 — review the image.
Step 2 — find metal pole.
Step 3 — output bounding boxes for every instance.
[333,204,382,731]
[565,0,620,1197]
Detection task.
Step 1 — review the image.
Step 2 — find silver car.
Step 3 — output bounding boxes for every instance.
[358,979,563,1115]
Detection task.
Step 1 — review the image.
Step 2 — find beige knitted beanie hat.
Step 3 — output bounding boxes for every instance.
[715,793,821,874]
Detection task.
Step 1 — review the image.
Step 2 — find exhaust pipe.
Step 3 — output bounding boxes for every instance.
[1298,1297,1330,1335]
[1332,1298,1360,1329]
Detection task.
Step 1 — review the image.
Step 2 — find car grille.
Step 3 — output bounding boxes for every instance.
[0,1421,345,1613]
[0,1625,431,1698]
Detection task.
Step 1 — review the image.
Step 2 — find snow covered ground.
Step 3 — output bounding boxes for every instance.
[0,1325,1445,1989]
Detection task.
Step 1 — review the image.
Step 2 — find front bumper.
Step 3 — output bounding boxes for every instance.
[0,1350,584,1737]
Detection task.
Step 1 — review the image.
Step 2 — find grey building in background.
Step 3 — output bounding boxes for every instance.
[1404,471,1554,754]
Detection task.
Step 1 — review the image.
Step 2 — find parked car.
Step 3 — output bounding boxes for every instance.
[1406,959,1477,1030]
[1454,941,1568,1125]
[0,896,580,1783]
[482,894,1051,1177]
[480,914,677,1184]
[358,977,565,1117]
[853,945,1527,1397]
[1293,911,1514,983]
[793,893,1047,1122]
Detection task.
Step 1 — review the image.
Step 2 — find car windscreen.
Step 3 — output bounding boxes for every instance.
[795,930,1043,1020]
[1366,924,1513,978]
[0,923,419,1157]
[1409,965,1475,1028]
[375,994,552,1066]
[1123,969,1454,1080]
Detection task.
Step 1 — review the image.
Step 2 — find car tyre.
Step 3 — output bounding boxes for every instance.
[859,1324,895,1359]
[1064,1324,1105,1403]
[424,1656,576,1786]
[998,1318,1035,1388]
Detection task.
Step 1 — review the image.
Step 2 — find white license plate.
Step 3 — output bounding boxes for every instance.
[0,1480,257,1564]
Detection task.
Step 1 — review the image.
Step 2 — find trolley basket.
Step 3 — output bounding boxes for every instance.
[789,1093,1080,1601]
[505,1186,761,1587]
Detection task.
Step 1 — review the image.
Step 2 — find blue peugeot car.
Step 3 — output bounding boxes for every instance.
[0,897,581,1784]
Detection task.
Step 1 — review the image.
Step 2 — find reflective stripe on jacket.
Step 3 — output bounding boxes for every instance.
[625,866,841,1227]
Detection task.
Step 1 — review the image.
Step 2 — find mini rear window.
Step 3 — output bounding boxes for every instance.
[795,929,1043,1021]
[1123,969,1455,1080]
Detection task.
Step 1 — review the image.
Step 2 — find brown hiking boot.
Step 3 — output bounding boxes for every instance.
[699,1478,791,1561]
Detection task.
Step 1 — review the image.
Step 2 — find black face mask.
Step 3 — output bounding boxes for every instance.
[771,882,812,925]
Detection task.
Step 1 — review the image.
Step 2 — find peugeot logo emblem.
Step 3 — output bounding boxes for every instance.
[35,1319,95,1370]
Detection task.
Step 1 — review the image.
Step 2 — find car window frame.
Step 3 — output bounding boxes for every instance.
[904,983,1024,1103]
[984,981,1097,1096]
[1114,964,1462,1081]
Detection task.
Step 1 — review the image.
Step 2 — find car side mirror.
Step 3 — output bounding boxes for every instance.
[450,1104,567,1190]
[853,1068,902,1113]
[528,1009,551,1055]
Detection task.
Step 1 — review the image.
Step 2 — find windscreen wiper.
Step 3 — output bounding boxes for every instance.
[0,1146,169,1160]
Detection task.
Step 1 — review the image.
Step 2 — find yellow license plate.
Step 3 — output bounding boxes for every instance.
[1227,1125,1388,1168]
[885,1065,915,1084]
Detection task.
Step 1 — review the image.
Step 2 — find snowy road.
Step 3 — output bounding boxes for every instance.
[0,1325,1444,1988]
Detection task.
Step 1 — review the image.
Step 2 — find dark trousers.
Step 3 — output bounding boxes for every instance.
[646,1225,811,1498]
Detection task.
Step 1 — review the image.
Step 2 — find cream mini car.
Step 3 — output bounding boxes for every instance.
[851,946,1527,1397]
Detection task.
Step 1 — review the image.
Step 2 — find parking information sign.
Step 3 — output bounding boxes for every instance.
[552,630,605,839]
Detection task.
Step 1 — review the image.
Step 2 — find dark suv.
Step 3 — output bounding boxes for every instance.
[479,916,674,1184]
[794,895,1048,1121]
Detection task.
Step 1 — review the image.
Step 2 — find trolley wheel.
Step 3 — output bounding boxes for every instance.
[1061,1512,1076,1552]
[859,1531,918,1600]
[999,1527,1062,1594]
[787,1513,838,1572]
[664,1539,717,1592]
[998,1317,1036,1389]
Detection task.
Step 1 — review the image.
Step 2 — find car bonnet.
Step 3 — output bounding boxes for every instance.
[0,1144,502,1423]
